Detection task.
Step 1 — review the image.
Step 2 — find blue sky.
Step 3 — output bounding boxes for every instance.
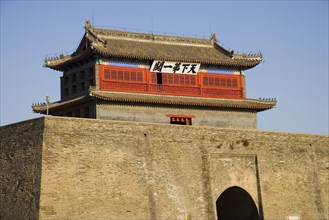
[1,1,328,135]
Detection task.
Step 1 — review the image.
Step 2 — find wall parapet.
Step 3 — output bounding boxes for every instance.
[1,116,328,219]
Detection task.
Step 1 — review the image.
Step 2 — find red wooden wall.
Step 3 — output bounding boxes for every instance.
[98,65,244,99]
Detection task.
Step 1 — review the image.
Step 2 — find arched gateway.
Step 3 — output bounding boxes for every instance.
[216,186,259,220]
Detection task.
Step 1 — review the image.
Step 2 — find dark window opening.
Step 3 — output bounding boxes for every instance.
[71,74,77,83]
[64,88,69,97]
[89,79,94,86]
[89,68,94,77]
[72,85,77,94]
[156,73,163,91]
[157,72,162,84]
[84,106,90,118]
[80,71,85,80]
[80,82,85,91]
[64,77,68,86]
[75,109,81,117]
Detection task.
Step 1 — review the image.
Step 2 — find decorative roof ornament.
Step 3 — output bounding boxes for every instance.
[210,32,217,42]
[85,20,92,30]
[230,50,234,58]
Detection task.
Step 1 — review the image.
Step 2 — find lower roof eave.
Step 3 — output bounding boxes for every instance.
[32,94,92,114]
[44,49,94,71]
[90,90,276,112]
[32,90,276,114]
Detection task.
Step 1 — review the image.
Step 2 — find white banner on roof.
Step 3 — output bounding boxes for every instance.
[150,60,200,75]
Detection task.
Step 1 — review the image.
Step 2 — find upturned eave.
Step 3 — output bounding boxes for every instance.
[33,89,276,114]
[44,48,94,71]
[44,21,263,72]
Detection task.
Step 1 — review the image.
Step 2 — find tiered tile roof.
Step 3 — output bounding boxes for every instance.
[45,21,262,71]
[32,89,276,114]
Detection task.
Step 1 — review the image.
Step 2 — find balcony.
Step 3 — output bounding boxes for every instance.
[100,80,243,99]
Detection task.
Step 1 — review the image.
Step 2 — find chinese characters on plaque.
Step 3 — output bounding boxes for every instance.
[150,60,200,75]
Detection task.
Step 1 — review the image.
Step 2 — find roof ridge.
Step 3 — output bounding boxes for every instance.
[92,28,213,46]
[94,34,213,48]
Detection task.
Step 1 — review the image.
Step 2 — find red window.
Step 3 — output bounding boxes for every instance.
[154,73,196,86]
[202,74,241,89]
[166,114,196,126]
[168,75,173,84]
[131,72,137,81]
[220,78,226,87]
[101,66,144,83]
[111,70,116,80]
[104,70,110,79]
[232,79,238,87]
[174,75,179,84]
[227,79,232,87]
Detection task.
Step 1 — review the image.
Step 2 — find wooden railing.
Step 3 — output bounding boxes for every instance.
[100,80,243,99]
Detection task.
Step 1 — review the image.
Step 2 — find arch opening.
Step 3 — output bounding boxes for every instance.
[216,186,259,220]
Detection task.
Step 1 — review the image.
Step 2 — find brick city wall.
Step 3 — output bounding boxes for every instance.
[0,118,44,220]
[1,117,328,220]
[97,103,258,129]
